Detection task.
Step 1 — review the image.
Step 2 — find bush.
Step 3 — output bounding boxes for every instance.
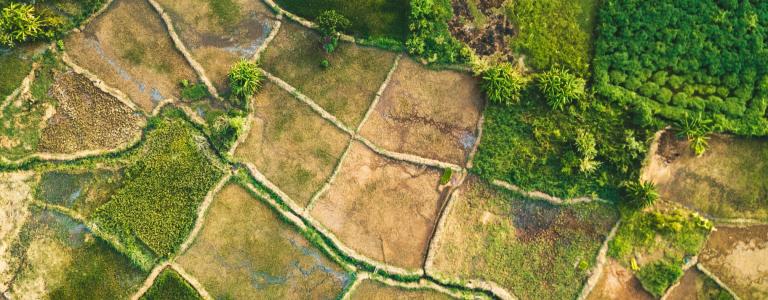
[675,113,714,156]
[315,10,351,37]
[228,59,263,106]
[0,3,54,47]
[537,68,586,110]
[439,168,452,185]
[622,180,658,209]
[481,63,527,106]
[636,261,683,298]
[180,83,209,101]
[406,0,468,64]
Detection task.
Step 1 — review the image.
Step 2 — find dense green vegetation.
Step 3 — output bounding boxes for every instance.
[92,117,224,261]
[609,209,713,296]
[472,84,649,200]
[0,0,106,47]
[407,0,468,64]
[594,0,768,136]
[481,63,526,106]
[141,268,202,300]
[274,0,409,40]
[504,0,598,75]
[0,47,33,99]
[228,59,263,107]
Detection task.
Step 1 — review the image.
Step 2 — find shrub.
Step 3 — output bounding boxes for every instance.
[210,114,245,152]
[636,261,683,298]
[228,59,263,106]
[439,168,452,185]
[406,0,468,64]
[180,83,209,101]
[481,63,527,106]
[319,59,330,69]
[575,129,601,174]
[538,68,586,110]
[315,10,351,37]
[675,113,713,156]
[0,3,53,47]
[622,180,658,209]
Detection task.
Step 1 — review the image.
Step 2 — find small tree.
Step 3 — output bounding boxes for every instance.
[228,59,263,106]
[0,3,48,47]
[622,180,658,209]
[675,113,713,156]
[537,68,586,110]
[481,63,527,106]
[315,10,350,54]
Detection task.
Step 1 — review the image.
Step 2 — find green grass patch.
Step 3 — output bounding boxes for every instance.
[504,0,598,75]
[8,209,146,299]
[181,83,210,101]
[471,87,650,200]
[609,209,712,296]
[207,0,242,32]
[431,178,619,300]
[593,0,768,135]
[274,0,410,40]
[141,268,202,300]
[36,168,123,217]
[439,168,452,185]
[92,117,224,260]
[0,48,33,100]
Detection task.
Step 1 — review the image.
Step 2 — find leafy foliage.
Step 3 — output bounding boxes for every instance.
[92,118,224,259]
[675,113,714,156]
[503,0,596,75]
[406,0,469,64]
[228,59,263,107]
[621,180,658,209]
[141,268,202,300]
[636,260,684,298]
[180,83,209,101]
[481,63,527,106]
[316,10,350,37]
[537,68,586,110]
[209,114,245,153]
[0,3,51,47]
[593,0,768,136]
[472,85,650,200]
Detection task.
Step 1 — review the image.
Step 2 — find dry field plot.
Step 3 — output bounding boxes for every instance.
[0,172,34,291]
[234,83,349,206]
[699,225,768,299]
[260,21,397,127]
[6,209,146,299]
[360,58,484,165]
[644,131,768,221]
[586,260,653,300]
[430,177,618,300]
[38,70,144,154]
[666,268,733,300]
[349,280,452,300]
[155,0,277,93]
[177,184,349,299]
[65,0,198,112]
[310,142,444,270]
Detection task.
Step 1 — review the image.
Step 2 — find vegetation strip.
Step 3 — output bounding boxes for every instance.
[696,264,742,300]
[145,0,222,100]
[491,179,610,205]
[575,220,621,300]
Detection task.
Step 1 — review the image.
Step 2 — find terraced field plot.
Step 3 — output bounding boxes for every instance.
[234,82,349,206]
[65,0,199,112]
[177,183,349,299]
[1,0,766,299]
[360,57,484,165]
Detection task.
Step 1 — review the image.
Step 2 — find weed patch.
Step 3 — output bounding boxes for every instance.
[274,0,409,40]
[36,168,122,217]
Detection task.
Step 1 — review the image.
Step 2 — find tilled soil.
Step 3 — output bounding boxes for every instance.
[448,0,515,61]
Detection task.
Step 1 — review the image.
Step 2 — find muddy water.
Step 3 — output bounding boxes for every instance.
[700,225,768,299]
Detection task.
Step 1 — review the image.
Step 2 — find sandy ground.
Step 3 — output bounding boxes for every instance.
[310,142,444,269]
[586,260,654,300]
[700,225,768,299]
[360,58,484,165]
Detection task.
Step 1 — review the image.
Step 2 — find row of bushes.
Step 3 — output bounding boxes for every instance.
[593,0,768,136]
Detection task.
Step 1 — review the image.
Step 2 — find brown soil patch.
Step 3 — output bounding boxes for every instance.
[177,184,348,299]
[154,0,276,93]
[700,225,768,299]
[643,132,768,221]
[234,83,349,206]
[667,268,733,300]
[359,58,484,165]
[310,142,444,270]
[37,70,144,154]
[587,260,653,300]
[449,0,515,61]
[260,21,397,127]
[350,280,452,300]
[65,0,198,112]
